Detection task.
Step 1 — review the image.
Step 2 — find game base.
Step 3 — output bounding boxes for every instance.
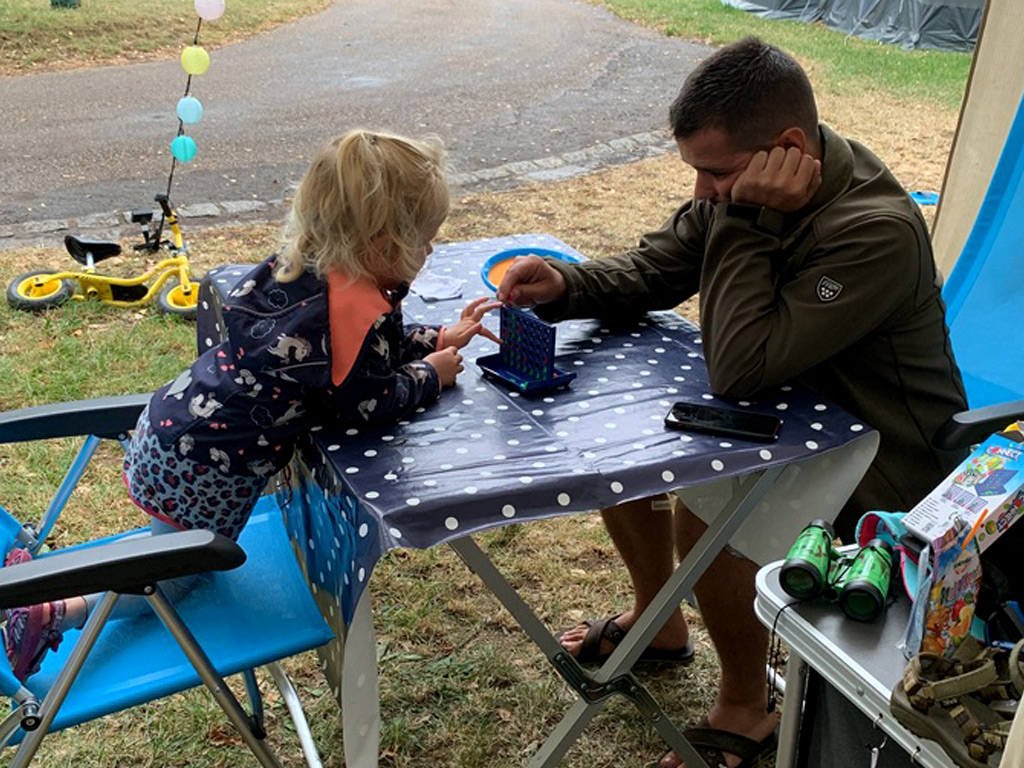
[476,353,577,394]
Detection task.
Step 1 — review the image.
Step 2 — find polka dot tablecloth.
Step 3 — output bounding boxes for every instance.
[199,235,870,629]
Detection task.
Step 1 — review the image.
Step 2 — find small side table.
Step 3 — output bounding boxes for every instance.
[754,560,956,768]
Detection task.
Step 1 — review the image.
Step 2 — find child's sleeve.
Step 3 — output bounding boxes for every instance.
[400,324,445,364]
[330,347,442,425]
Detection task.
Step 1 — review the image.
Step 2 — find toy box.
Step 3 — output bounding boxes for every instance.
[901,422,1024,657]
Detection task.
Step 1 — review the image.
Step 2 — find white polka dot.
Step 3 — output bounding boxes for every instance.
[364,449,377,457]
[501,504,516,518]
[519,476,533,484]
[850,423,864,432]
[507,439,520,446]
[358,567,366,582]
[556,431,569,437]
[594,437,607,444]
[776,403,789,411]
[327,444,340,451]
[381,435,395,442]
[406,497,421,506]
[464,486,478,494]
[519,424,533,431]
[573,360,585,366]
[759,449,773,460]
[632,442,645,450]
[401,456,415,464]
[805,441,819,450]
[345,466,359,474]
[423,479,437,487]
[346,428,359,436]
[384,472,398,481]
[719,442,733,449]
[810,422,823,431]
[545,446,558,453]
[711,459,725,471]
[389,527,402,538]
[701,393,714,400]
[358,523,369,537]
[557,493,571,506]
[543,397,556,403]
[444,516,459,530]
[610,481,624,493]
[484,418,496,425]
[532,409,545,416]
[497,404,509,411]
[814,404,827,412]
[577,402,590,409]
[440,463,453,470]
[365,491,379,500]
[662,470,675,483]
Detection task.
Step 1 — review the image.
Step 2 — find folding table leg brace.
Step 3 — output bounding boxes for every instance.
[449,465,785,768]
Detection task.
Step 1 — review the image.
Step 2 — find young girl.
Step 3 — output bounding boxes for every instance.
[4,129,500,682]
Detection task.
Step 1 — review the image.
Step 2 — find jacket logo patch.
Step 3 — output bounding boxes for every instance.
[816,275,843,302]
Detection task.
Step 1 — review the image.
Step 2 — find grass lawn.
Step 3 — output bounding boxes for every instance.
[0,1,972,766]
[0,0,329,75]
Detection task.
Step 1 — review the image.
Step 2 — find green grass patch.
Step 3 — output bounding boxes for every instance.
[0,0,330,75]
[593,0,972,110]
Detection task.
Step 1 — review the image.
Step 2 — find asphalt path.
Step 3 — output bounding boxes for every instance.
[0,0,710,230]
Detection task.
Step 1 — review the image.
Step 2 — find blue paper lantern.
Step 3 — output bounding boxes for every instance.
[171,135,198,162]
[176,96,203,124]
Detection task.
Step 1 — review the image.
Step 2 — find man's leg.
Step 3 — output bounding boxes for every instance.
[557,495,690,658]
[659,498,778,768]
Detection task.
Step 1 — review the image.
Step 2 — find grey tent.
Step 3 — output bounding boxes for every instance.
[721,0,985,51]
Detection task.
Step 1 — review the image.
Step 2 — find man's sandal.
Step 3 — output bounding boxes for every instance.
[555,616,695,666]
[654,720,777,768]
[890,652,1012,768]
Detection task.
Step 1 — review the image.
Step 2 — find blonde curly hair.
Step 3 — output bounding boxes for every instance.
[275,130,449,285]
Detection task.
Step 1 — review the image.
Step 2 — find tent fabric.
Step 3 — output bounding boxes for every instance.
[721,0,984,51]
[941,90,1024,409]
[931,0,1024,278]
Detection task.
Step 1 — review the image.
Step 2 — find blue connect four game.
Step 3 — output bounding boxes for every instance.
[476,306,576,394]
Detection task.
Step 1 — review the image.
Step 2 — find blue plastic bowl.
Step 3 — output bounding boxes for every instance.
[480,247,584,292]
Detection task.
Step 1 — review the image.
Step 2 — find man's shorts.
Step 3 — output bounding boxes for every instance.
[673,432,879,567]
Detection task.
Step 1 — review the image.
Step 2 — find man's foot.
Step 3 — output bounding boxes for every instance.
[3,600,68,683]
[659,708,779,768]
[557,609,691,664]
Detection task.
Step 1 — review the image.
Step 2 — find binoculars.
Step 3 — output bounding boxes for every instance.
[779,519,894,622]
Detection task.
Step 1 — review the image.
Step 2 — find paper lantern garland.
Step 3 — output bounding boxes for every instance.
[167,2,225,171]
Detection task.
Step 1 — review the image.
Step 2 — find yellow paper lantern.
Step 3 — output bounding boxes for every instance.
[181,46,211,76]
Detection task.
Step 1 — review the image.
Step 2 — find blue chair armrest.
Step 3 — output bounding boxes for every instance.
[933,398,1024,450]
[0,530,245,609]
[0,394,150,443]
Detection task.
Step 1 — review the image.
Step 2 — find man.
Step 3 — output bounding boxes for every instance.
[497,37,967,768]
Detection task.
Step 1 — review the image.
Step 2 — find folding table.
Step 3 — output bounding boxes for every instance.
[199,234,879,767]
[754,560,956,768]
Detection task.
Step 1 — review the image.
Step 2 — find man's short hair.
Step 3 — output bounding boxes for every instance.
[669,37,818,150]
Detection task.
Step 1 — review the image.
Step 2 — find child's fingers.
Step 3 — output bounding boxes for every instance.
[477,325,501,344]
[461,296,491,318]
[471,300,502,321]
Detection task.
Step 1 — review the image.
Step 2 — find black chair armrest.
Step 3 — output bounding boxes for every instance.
[0,393,151,443]
[933,399,1024,451]
[0,530,245,609]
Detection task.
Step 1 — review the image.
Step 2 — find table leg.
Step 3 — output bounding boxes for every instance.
[450,465,785,768]
[776,653,808,768]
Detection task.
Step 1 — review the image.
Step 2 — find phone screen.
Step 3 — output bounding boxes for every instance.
[665,402,782,442]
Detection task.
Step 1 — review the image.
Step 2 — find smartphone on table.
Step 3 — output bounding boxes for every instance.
[664,401,782,442]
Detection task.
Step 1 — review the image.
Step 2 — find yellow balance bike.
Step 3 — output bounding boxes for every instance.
[7,194,201,318]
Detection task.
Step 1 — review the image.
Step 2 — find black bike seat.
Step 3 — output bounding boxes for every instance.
[64,235,122,265]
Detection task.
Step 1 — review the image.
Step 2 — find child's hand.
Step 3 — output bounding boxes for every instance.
[444,297,502,349]
[424,346,464,389]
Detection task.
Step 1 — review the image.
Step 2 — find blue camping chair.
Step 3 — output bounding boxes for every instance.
[0,394,334,766]
[942,86,1024,413]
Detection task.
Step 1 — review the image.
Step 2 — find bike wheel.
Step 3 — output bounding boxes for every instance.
[157,280,200,318]
[7,270,75,312]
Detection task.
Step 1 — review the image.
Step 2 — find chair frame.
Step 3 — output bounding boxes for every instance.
[0,394,326,767]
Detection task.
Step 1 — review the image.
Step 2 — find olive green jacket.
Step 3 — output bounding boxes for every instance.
[538,125,967,529]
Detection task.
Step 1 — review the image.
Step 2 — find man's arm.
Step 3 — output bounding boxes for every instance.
[528,203,709,322]
[700,208,926,398]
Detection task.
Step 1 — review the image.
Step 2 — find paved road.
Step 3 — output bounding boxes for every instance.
[0,0,710,241]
